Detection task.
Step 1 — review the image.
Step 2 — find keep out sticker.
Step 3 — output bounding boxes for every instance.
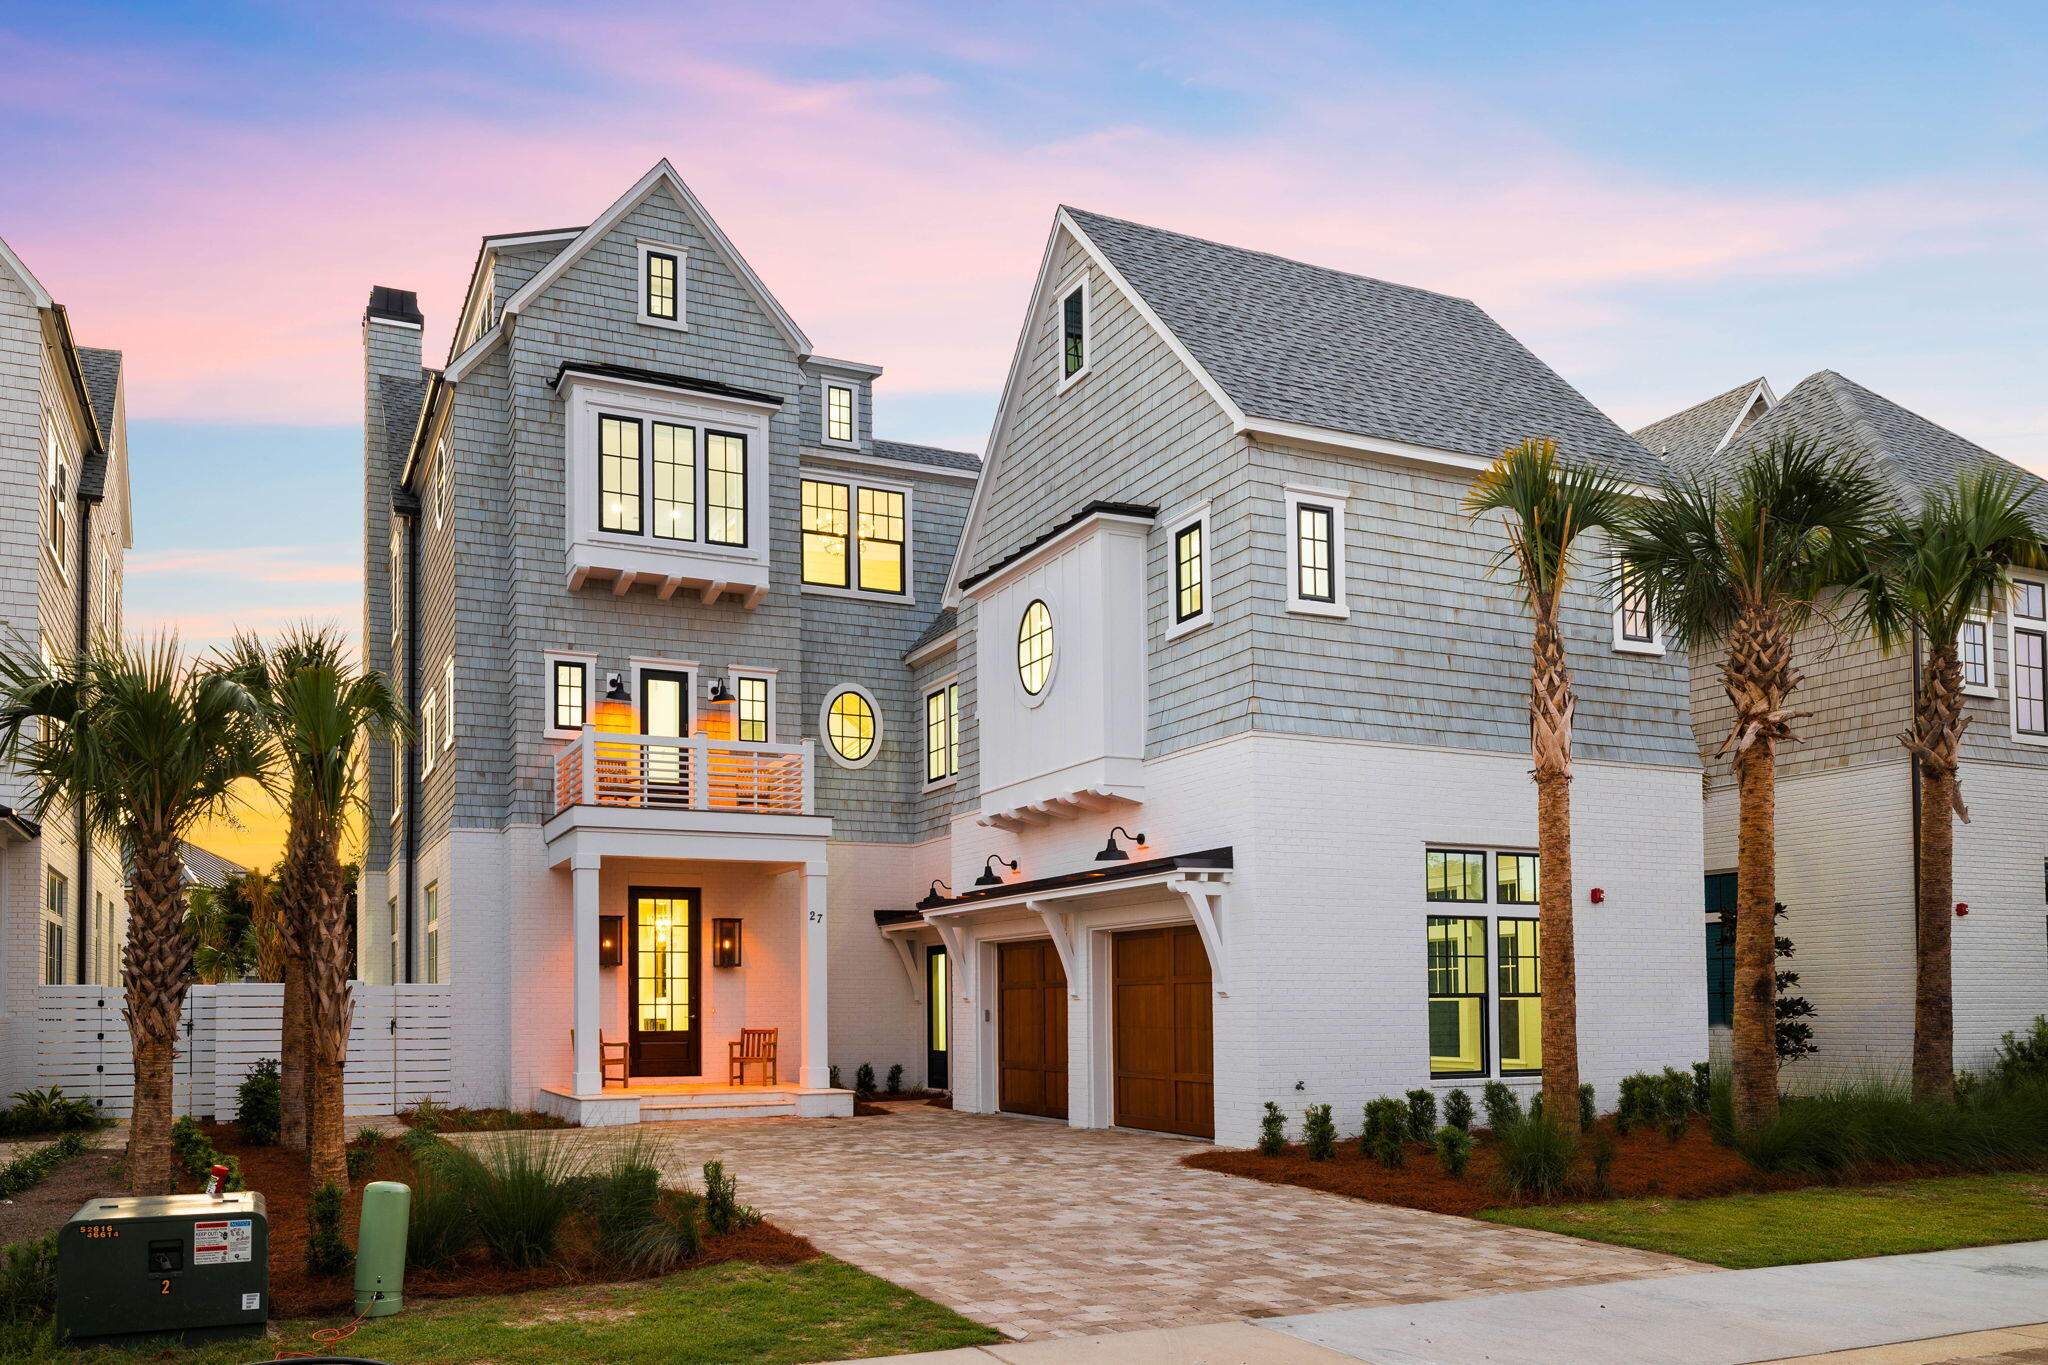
[192,1220,254,1265]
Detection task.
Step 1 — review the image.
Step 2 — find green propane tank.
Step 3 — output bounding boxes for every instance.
[354,1181,410,1317]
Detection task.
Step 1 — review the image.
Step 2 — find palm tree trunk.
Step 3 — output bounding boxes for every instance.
[304,844,355,1189]
[124,829,193,1194]
[1529,608,1579,1120]
[1908,642,1966,1103]
[279,812,313,1151]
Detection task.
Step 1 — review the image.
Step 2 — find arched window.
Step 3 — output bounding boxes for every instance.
[823,687,879,767]
[1017,600,1054,696]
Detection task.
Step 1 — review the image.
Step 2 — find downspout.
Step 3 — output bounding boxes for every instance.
[73,495,91,984]
[1910,626,1923,927]
[401,506,421,984]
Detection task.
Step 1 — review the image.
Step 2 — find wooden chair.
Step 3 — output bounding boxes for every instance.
[599,1032,629,1089]
[728,1028,778,1086]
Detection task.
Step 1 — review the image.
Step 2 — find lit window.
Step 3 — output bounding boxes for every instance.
[802,479,849,587]
[1618,570,1654,644]
[2016,626,2046,735]
[736,675,769,743]
[1497,918,1542,1074]
[1426,850,1486,903]
[925,682,960,783]
[1173,523,1204,623]
[1017,600,1054,695]
[857,487,905,593]
[552,660,588,732]
[825,689,876,764]
[599,415,643,534]
[705,431,747,546]
[947,681,960,777]
[645,250,678,321]
[423,882,441,985]
[1427,916,1487,1077]
[1961,619,1990,690]
[1295,504,1335,603]
[802,478,907,594]
[825,384,855,444]
[1060,283,1087,379]
[652,422,696,541]
[1496,853,1539,906]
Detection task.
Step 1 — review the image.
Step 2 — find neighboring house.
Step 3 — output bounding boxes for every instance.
[1639,371,2048,1082]
[0,236,133,1092]
[175,841,248,891]
[362,168,1708,1141]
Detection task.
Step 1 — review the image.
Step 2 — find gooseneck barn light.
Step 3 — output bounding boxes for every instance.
[1094,827,1147,862]
[974,855,1019,888]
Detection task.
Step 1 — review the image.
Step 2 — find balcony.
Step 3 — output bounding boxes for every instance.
[554,731,814,816]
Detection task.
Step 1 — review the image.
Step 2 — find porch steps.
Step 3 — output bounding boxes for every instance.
[641,1093,798,1122]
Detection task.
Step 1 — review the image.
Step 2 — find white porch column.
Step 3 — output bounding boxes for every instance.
[571,853,602,1095]
[799,860,829,1088]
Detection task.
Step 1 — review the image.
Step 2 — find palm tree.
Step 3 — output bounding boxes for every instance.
[1612,432,1890,1132]
[1465,438,1628,1121]
[0,638,263,1192]
[185,884,246,984]
[1855,464,2046,1103]
[223,628,404,1187]
[242,867,287,984]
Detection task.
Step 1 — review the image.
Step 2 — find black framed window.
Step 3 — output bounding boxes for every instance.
[945,682,959,777]
[1496,853,1539,905]
[1427,915,1487,1077]
[826,384,855,443]
[736,675,769,743]
[651,421,696,541]
[2018,581,2046,621]
[645,250,678,320]
[1173,522,1204,622]
[2017,627,2046,735]
[1962,619,1990,689]
[1705,872,1737,1028]
[552,660,588,732]
[1426,849,1487,902]
[599,415,643,533]
[1061,285,1086,377]
[1017,600,1054,695]
[925,687,953,783]
[704,431,747,546]
[1296,503,1335,603]
[802,479,850,587]
[1497,918,1542,1074]
[1619,570,1654,643]
[857,487,906,593]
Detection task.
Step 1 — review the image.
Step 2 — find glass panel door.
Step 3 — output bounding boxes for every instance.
[640,669,691,798]
[926,945,949,1090]
[629,889,700,1075]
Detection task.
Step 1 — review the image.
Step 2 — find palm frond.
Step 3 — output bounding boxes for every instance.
[1861,462,2048,652]
[1464,438,1628,610]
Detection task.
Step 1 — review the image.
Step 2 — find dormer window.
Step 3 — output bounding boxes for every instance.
[1057,276,1090,387]
[636,242,687,329]
[824,383,857,445]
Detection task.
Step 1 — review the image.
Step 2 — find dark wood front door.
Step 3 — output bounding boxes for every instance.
[926,945,950,1091]
[1112,925,1214,1138]
[629,887,701,1075]
[997,939,1067,1119]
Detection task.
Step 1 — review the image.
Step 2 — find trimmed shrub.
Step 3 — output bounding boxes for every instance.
[1404,1089,1437,1144]
[854,1063,877,1097]
[1481,1081,1522,1133]
[1302,1104,1336,1161]
[702,1159,759,1235]
[1442,1088,1474,1133]
[885,1064,904,1095]
[1433,1125,1473,1178]
[1658,1068,1694,1142]
[828,1065,842,1090]
[1990,1017,2048,1089]
[1362,1098,1407,1168]
[305,1182,353,1276]
[1257,1101,1287,1156]
[1493,1113,1576,1199]
[1577,1082,1596,1133]
[235,1060,281,1145]
[466,1133,585,1269]
[1615,1074,1653,1133]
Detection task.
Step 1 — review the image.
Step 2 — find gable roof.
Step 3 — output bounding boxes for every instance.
[1060,208,1665,484]
[375,372,430,483]
[870,439,980,474]
[179,841,247,890]
[0,236,53,310]
[1633,377,1773,470]
[499,161,812,358]
[75,348,120,439]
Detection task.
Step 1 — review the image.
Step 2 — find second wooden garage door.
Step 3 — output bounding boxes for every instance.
[1112,925,1214,1138]
[997,939,1067,1120]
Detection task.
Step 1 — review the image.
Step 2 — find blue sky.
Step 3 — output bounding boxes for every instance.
[3,0,2045,650]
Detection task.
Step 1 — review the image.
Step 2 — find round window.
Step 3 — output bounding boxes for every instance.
[824,688,878,765]
[1017,599,1054,696]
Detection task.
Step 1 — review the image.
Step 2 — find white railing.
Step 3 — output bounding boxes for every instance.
[554,732,814,816]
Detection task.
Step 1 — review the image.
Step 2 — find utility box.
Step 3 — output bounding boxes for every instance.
[56,1191,268,1347]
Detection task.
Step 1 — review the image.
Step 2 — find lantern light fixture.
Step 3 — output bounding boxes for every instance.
[597,915,623,968]
[974,855,1019,888]
[712,918,743,967]
[1095,827,1147,862]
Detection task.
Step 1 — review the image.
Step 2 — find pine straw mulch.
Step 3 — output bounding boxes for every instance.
[1182,1116,2025,1217]
[206,1126,817,1319]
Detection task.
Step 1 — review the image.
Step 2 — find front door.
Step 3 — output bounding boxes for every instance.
[640,668,692,797]
[926,945,950,1090]
[998,939,1067,1119]
[1112,924,1214,1138]
[629,887,700,1075]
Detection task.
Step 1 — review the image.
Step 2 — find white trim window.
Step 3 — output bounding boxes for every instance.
[821,685,881,769]
[43,413,69,576]
[1166,503,1213,638]
[1612,561,1665,655]
[822,381,859,446]
[390,739,405,825]
[800,473,911,598]
[1284,486,1349,617]
[434,435,450,529]
[42,869,68,986]
[423,881,442,985]
[1961,615,1997,698]
[545,652,596,738]
[420,689,440,774]
[637,240,687,329]
[1056,273,1091,389]
[2010,578,2048,741]
[732,669,775,742]
[442,656,456,752]
[924,678,961,786]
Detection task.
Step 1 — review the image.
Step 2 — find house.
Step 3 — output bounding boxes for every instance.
[0,236,133,1092]
[361,166,1709,1142]
[174,842,248,891]
[1639,372,2048,1083]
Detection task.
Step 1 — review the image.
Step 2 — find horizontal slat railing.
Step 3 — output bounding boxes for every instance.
[555,733,812,816]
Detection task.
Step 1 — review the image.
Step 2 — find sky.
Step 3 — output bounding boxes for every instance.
[4,0,2047,866]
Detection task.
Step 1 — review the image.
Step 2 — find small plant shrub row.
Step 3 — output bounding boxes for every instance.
[235,1058,280,1145]
[1615,1065,1710,1141]
[836,1062,926,1097]
[0,1130,89,1199]
[170,1116,243,1191]
[400,1096,571,1132]
[0,1087,108,1138]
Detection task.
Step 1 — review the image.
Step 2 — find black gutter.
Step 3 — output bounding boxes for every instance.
[915,846,1233,912]
[956,501,1157,592]
[549,360,783,408]
[73,491,91,983]
[399,498,421,984]
[0,807,40,841]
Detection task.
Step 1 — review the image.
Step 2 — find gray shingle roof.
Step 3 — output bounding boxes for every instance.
[376,373,430,481]
[179,841,247,890]
[871,439,980,473]
[1633,378,1768,470]
[75,347,120,443]
[1063,208,1664,484]
[902,607,958,659]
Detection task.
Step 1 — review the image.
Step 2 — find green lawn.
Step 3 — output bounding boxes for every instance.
[1483,1172,2048,1268]
[11,1257,999,1364]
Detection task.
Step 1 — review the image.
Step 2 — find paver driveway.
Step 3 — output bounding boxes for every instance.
[570,1102,1704,1341]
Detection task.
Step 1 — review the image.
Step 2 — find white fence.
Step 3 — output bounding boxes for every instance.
[35,983,453,1119]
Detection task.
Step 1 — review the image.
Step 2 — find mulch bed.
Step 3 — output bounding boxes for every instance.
[205,1126,818,1318]
[0,1147,125,1244]
[1184,1117,1987,1217]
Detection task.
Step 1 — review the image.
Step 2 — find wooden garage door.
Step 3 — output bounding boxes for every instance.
[997,939,1068,1120]
[1112,925,1213,1138]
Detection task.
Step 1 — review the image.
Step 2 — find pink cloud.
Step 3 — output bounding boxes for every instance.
[122,603,361,652]
[127,546,361,584]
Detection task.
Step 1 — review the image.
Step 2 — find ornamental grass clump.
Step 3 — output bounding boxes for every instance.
[465,1132,585,1269]
[1258,1102,1287,1156]
[1738,1076,2048,1176]
[1404,1089,1437,1143]
[1492,1112,1577,1199]
[1481,1081,1522,1133]
[1433,1125,1473,1179]
[1443,1088,1474,1132]
[1302,1104,1336,1161]
[1361,1098,1407,1168]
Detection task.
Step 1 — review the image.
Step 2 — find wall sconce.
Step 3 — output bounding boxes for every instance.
[974,855,1018,888]
[597,915,623,968]
[1095,827,1147,862]
[712,918,743,967]
[706,676,734,706]
[603,672,630,704]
